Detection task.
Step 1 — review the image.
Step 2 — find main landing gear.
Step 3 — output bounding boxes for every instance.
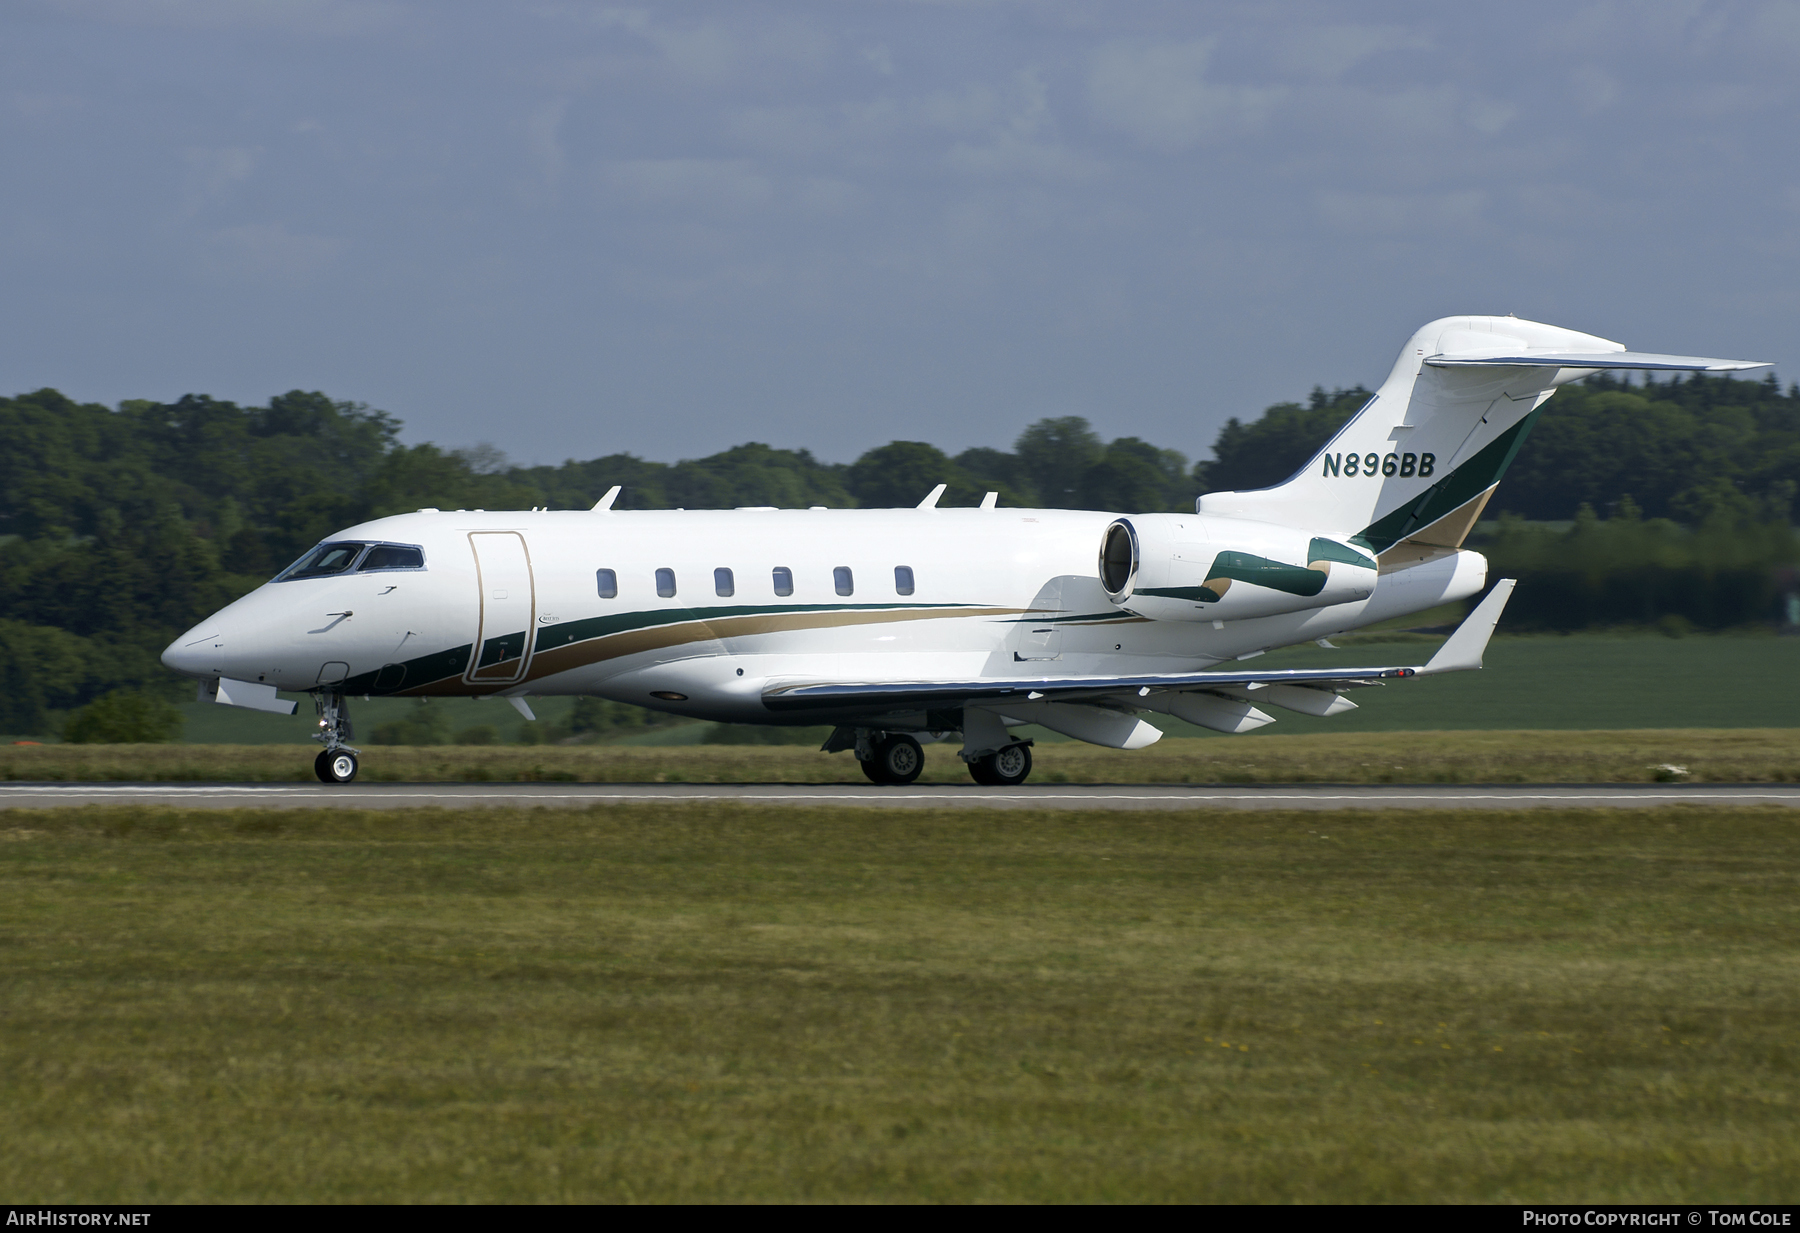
[312,690,361,784]
[860,732,925,785]
[967,741,1032,786]
[840,726,1035,786]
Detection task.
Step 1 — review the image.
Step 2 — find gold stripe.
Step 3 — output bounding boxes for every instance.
[1377,487,1495,573]
[401,605,1027,696]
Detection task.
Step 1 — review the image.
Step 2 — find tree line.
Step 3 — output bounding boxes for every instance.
[2,371,1796,735]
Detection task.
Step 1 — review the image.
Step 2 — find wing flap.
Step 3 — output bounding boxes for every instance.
[762,662,1417,714]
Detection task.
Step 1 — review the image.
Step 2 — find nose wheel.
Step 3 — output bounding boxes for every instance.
[315,748,360,784]
[310,690,361,784]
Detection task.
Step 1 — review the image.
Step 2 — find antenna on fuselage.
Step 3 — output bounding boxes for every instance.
[592,485,621,511]
[979,491,998,509]
[917,483,947,509]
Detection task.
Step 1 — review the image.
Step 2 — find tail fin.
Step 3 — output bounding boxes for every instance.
[1197,316,1768,566]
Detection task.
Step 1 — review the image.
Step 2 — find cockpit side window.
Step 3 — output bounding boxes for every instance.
[276,541,368,581]
[359,544,426,572]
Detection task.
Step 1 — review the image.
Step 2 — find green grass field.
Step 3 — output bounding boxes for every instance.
[6,632,1785,748]
[2,803,1796,1202]
[5,728,1797,784]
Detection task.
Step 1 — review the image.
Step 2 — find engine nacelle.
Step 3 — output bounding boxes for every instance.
[1098,514,1377,622]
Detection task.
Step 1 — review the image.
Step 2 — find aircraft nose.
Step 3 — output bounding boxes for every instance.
[162,628,224,678]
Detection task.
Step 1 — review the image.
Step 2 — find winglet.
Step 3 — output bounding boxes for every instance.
[917,483,947,509]
[592,485,621,511]
[1419,579,1515,675]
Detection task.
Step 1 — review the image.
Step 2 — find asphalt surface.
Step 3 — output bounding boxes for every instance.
[3,782,1798,811]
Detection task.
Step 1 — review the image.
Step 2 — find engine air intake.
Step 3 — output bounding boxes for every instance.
[1100,520,1138,599]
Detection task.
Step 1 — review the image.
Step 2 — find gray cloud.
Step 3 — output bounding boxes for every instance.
[0,0,1793,468]
[1088,39,1286,150]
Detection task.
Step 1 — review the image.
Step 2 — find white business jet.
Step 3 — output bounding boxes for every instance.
[162,316,1767,784]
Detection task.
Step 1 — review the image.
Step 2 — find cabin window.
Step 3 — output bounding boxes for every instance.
[772,566,793,597]
[359,544,425,572]
[656,567,676,598]
[596,568,618,599]
[276,541,366,581]
[834,566,853,597]
[894,565,914,596]
[714,567,734,598]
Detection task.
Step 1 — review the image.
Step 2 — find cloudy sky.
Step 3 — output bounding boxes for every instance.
[3,1,1796,467]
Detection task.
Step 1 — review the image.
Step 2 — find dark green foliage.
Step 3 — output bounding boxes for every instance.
[1498,373,1800,522]
[845,441,981,508]
[454,725,499,746]
[1081,436,1194,513]
[62,689,183,744]
[1197,386,1372,494]
[1014,416,1105,504]
[369,700,452,746]
[1481,501,1799,632]
[952,446,1039,507]
[508,443,852,512]
[546,695,688,743]
[0,621,105,734]
[939,421,1193,513]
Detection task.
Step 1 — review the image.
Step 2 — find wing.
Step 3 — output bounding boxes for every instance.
[1425,351,1769,372]
[764,580,1516,717]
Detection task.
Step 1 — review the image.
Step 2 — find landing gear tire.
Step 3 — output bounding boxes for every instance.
[315,748,359,784]
[969,742,1032,786]
[862,733,925,785]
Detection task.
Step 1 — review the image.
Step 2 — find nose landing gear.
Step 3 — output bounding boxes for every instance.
[311,690,361,784]
[314,748,360,784]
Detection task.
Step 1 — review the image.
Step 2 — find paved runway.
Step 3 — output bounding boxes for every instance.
[3,782,1798,811]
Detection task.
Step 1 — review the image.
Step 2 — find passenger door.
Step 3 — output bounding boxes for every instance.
[466,532,536,685]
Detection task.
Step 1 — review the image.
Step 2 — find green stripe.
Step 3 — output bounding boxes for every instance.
[1352,410,1542,553]
[1308,537,1377,570]
[999,611,1137,625]
[340,642,474,696]
[1143,550,1329,603]
[530,601,975,654]
[335,602,982,696]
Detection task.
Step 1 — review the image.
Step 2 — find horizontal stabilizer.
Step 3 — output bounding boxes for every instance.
[1420,579,1515,675]
[1426,351,1769,372]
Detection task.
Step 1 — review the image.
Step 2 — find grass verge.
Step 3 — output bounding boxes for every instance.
[1,803,1795,1202]
[4,728,1798,784]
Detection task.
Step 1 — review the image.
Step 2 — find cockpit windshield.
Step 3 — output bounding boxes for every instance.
[360,544,425,572]
[277,542,366,581]
[274,541,427,582]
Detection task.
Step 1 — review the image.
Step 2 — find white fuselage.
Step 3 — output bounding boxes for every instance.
[162,506,1487,726]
